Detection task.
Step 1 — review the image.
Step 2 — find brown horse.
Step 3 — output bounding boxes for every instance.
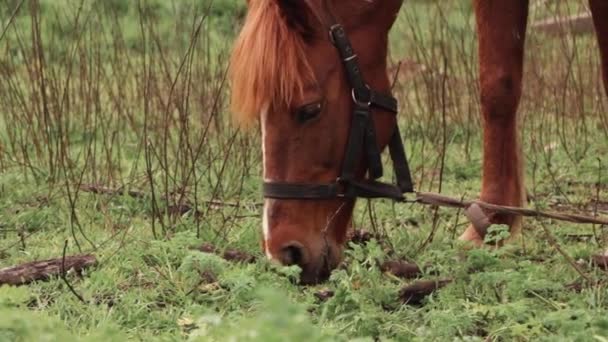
[230,0,608,284]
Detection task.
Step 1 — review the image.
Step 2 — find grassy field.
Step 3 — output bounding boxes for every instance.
[1,0,608,340]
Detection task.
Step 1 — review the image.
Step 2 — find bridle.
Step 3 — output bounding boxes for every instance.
[263,14,414,201]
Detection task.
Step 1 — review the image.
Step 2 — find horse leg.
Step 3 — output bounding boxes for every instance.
[589,1,608,97]
[460,0,529,245]
[589,1,608,256]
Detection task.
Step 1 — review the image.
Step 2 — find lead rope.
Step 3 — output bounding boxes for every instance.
[408,192,608,237]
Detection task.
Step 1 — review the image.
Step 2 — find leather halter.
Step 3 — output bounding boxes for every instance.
[263,22,414,201]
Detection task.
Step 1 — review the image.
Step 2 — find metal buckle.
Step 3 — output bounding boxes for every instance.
[343,54,357,62]
[328,24,342,46]
[351,85,372,107]
[335,177,351,198]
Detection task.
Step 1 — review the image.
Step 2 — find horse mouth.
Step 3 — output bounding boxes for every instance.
[299,262,333,285]
[299,242,338,285]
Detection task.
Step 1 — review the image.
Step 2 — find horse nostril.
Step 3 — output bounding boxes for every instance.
[280,243,305,266]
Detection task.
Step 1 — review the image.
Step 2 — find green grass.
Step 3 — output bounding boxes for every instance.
[1,0,608,341]
[1,120,607,341]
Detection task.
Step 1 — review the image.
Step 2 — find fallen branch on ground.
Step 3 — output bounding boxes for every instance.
[399,278,453,305]
[0,254,97,286]
[79,184,146,198]
[380,260,422,279]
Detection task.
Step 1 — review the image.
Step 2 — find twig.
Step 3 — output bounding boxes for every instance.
[79,183,262,208]
[592,158,603,247]
[79,184,147,199]
[449,193,467,246]
[416,47,449,253]
[0,0,25,43]
[536,217,593,284]
[0,231,39,256]
[61,240,87,303]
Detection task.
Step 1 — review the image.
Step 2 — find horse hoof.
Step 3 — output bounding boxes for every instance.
[458,225,484,247]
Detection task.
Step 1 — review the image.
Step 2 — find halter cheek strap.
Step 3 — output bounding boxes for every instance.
[262,23,414,201]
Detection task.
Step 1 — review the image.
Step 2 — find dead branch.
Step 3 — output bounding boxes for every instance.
[399,278,453,305]
[380,260,422,279]
[0,254,97,286]
[79,184,147,199]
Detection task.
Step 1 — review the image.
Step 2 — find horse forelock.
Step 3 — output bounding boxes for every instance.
[229,0,315,127]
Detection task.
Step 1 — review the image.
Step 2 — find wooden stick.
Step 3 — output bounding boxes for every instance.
[380,260,422,279]
[0,254,97,286]
[399,278,453,305]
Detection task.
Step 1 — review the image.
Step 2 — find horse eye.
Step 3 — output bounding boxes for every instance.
[295,101,322,124]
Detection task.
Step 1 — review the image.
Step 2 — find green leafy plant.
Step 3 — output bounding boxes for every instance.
[484,224,511,245]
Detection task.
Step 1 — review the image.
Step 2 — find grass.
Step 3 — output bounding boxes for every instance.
[1,121,607,341]
[1,0,608,341]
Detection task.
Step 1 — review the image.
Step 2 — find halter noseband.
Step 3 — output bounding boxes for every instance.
[263,22,414,201]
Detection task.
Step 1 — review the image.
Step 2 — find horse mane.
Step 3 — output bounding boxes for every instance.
[229,0,315,126]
